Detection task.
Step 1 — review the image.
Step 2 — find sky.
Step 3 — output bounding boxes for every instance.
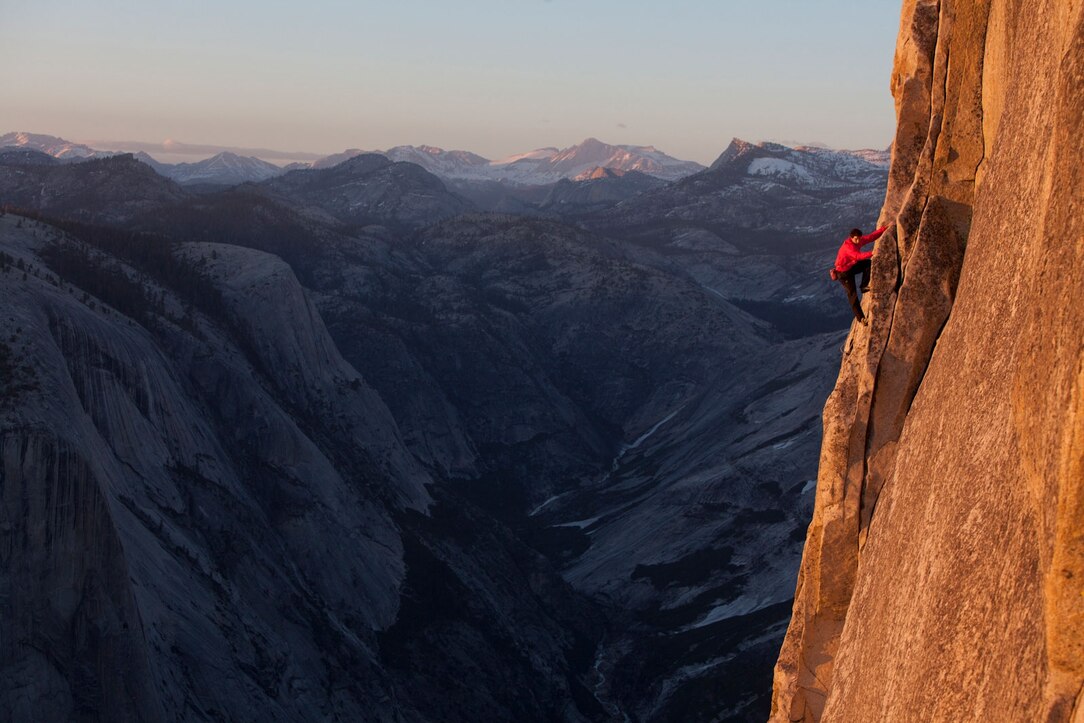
[1,0,901,164]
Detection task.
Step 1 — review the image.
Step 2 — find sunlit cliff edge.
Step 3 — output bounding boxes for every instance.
[770,0,1083,720]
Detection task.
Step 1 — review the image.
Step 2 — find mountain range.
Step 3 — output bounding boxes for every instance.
[0,132,109,161]
[1,132,708,187]
[0,127,889,721]
[1,131,887,192]
[132,150,285,186]
[376,137,707,185]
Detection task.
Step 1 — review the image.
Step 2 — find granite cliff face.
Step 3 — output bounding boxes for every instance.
[0,217,431,720]
[771,0,1083,720]
[0,215,616,720]
[0,105,890,716]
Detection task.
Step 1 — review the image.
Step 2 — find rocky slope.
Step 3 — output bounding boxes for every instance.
[585,139,888,255]
[0,132,107,161]
[0,213,614,721]
[770,0,1083,720]
[0,116,892,719]
[539,169,666,214]
[135,151,285,186]
[0,148,61,167]
[0,214,424,720]
[577,140,890,338]
[261,154,473,230]
[0,154,188,222]
[280,212,841,721]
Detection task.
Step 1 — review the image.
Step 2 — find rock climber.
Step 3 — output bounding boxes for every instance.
[831,224,889,325]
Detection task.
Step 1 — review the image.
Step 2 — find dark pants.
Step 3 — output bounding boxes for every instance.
[837,259,871,321]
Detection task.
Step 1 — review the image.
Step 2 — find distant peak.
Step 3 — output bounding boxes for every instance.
[708,138,800,170]
[573,166,626,181]
[2,131,64,144]
[709,138,760,170]
[339,153,394,172]
[757,140,791,153]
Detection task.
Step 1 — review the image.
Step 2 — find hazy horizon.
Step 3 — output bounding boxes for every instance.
[2,1,900,165]
[0,132,891,168]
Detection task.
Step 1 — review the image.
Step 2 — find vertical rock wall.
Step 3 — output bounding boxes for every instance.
[0,228,421,720]
[0,433,163,722]
[771,0,1083,720]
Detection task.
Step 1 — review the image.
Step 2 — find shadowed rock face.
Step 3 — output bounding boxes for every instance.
[0,217,427,720]
[0,154,188,222]
[0,215,613,721]
[770,1,1084,720]
[261,153,474,230]
[539,170,666,214]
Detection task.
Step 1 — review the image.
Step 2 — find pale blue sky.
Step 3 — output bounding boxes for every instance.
[1,0,901,163]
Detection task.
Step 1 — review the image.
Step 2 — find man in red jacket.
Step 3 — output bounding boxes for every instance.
[832,225,888,324]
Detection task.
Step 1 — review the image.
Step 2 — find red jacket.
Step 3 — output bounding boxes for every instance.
[834,226,887,272]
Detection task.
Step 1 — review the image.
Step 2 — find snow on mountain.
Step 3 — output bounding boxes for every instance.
[159,151,284,185]
[384,144,489,175]
[126,151,286,185]
[572,166,630,181]
[0,132,112,161]
[4,130,879,195]
[709,138,890,189]
[747,157,816,184]
[311,138,705,186]
[492,147,560,165]
[486,138,704,185]
[585,136,889,268]
[843,147,892,167]
[537,137,700,181]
